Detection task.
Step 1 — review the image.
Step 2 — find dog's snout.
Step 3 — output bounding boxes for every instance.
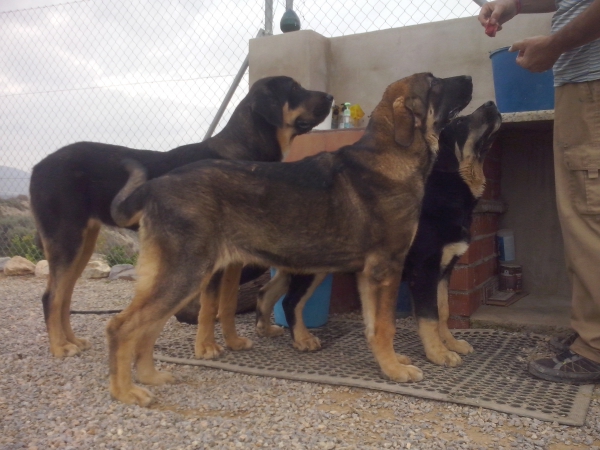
[484,100,495,107]
[325,94,334,102]
[464,76,472,82]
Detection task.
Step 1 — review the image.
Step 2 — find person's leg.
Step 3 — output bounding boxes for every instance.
[529,80,600,383]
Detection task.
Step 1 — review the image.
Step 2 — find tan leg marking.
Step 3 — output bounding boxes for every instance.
[43,270,81,358]
[218,264,253,351]
[357,267,422,382]
[108,312,155,407]
[195,275,224,359]
[437,278,473,355]
[108,309,156,406]
[134,318,176,386]
[418,317,462,367]
[108,237,199,406]
[47,219,100,357]
[292,273,327,352]
[255,270,289,338]
[107,242,165,407]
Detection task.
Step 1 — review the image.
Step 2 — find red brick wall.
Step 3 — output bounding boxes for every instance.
[287,128,364,162]
[448,141,502,329]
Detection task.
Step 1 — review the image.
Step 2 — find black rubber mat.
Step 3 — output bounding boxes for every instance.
[155,315,593,426]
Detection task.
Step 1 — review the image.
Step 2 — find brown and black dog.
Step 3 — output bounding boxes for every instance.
[29,76,332,358]
[107,72,472,406]
[254,102,502,361]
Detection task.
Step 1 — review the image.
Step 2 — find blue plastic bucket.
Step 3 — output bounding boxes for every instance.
[272,270,333,328]
[489,46,554,113]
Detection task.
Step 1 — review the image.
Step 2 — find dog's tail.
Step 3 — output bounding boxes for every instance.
[111,159,149,227]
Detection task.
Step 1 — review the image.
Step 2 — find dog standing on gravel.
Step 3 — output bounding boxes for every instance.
[29,76,333,358]
[107,72,472,406]
[256,102,502,363]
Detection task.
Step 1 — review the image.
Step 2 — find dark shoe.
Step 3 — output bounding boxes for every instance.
[529,350,600,384]
[549,332,578,352]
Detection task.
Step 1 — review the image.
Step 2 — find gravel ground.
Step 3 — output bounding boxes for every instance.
[1,275,599,450]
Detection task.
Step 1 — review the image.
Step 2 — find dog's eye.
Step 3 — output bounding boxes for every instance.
[296,120,311,130]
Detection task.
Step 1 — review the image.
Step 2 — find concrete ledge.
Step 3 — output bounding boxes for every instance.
[471,294,571,333]
[501,110,553,123]
[500,110,554,132]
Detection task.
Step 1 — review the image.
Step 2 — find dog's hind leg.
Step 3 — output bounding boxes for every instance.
[107,309,153,406]
[134,318,176,386]
[357,259,423,383]
[195,270,225,359]
[62,220,101,348]
[42,219,100,357]
[218,263,253,351]
[108,258,200,406]
[437,277,474,356]
[255,270,290,337]
[284,273,326,352]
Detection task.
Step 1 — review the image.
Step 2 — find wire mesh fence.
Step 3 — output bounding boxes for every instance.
[0,0,478,267]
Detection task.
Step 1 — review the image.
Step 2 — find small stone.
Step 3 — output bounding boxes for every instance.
[81,260,110,279]
[108,264,137,281]
[0,256,10,271]
[35,260,49,278]
[4,256,35,276]
[89,253,108,263]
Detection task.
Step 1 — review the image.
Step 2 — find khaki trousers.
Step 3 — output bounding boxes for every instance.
[553,79,600,363]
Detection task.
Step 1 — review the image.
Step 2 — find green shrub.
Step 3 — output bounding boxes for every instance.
[9,234,44,263]
[106,245,138,266]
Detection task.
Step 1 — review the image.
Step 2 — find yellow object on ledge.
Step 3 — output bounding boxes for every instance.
[349,104,365,127]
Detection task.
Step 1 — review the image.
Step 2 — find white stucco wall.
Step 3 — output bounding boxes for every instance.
[249,14,553,116]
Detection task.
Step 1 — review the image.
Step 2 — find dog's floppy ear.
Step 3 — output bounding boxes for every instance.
[251,84,284,128]
[393,96,427,147]
[393,96,414,147]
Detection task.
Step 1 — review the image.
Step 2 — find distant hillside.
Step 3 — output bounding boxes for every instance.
[0,166,30,199]
[0,196,139,260]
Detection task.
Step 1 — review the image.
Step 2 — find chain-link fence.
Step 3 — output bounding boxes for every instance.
[0,0,478,266]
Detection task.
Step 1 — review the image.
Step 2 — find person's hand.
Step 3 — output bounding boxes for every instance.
[478,0,519,36]
[509,36,562,72]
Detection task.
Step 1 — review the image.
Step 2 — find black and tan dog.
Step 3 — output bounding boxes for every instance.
[256,102,502,361]
[404,100,501,367]
[29,76,332,358]
[106,72,472,406]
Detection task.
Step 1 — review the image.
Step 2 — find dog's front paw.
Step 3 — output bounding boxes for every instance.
[111,384,154,407]
[445,338,474,355]
[71,337,92,351]
[50,342,81,358]
[382,359,423,382]
[395,353,412,365]
[136,370,175,386]
[293,334,321,352]
[256,323,285,338]
[225,336,253,351]
[427,349,463,367]
[195,342,224,359]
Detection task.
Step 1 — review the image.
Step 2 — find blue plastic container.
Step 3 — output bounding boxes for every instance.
[273,270,333,328]
[489,46,554,113]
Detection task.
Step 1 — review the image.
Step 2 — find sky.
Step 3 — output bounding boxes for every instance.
[0,0,479,196]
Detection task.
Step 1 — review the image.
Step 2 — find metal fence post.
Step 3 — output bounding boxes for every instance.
[265,0,273,35]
